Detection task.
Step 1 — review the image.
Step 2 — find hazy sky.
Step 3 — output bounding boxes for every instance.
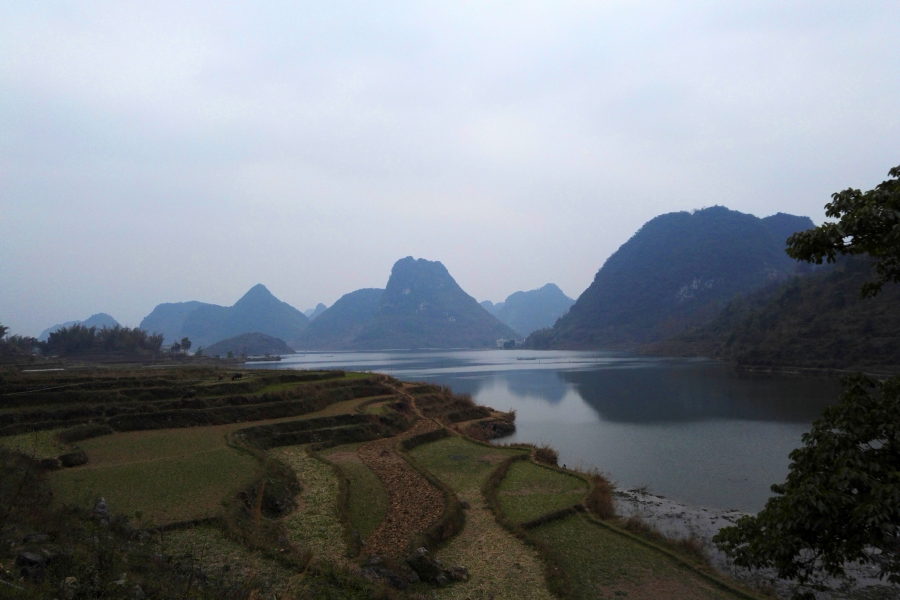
[2,1,898,336]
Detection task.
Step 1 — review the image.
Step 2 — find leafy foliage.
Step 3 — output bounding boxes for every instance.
[0,323,41,357]
[714,375,900,597]
[44,324,164,355]
[787,165,900,298]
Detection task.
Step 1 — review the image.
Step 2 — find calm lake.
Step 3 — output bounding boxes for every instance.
[248,350,842,513]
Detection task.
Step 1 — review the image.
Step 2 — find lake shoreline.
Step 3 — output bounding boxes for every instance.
[615,487,893,599]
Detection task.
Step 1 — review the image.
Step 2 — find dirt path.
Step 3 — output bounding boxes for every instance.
[357,419,444,557]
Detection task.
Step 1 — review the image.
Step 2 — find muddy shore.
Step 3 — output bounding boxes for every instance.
[614,488,895,599]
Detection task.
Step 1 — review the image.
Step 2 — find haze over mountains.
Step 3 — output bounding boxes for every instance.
[39,313,119,342]
[303,304,328,321]
[49,205,880,366]
[140,285,308,348]
[481,284,575,337]
[139,301,214,344]
[292,289,385,349]
[527,207,814,349]
[293,257,519,349]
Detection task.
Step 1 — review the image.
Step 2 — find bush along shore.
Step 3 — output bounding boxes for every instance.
[2,364,782,599]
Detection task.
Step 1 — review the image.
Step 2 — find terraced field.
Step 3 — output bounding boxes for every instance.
[49,424,260,523]
[497,460,588,524]
[0,367,766,600]
[321,442,388,542]
[529,515,746,600]
[409,436,554,600]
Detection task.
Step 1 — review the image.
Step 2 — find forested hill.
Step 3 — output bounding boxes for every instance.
[204,332,295,357]
[646,259,900,372]
[293,257,519,349]
[526,207,814,349]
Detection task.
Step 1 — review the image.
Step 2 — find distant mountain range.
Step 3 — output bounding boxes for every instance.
[293,257,519,350]
[119,204,884,366]
[204,333,295,358]
[527,207,814,349]
[303,304,328,320]
[647,258,900,372]
[39,313,119,341]
[481,284,575,337]
[140,285,308,347]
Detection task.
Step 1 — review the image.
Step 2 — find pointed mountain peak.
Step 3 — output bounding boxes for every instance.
[235,284,277,306]
[389,257,451,280]
[382,257,462,310]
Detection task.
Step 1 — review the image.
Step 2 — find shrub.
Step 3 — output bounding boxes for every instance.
[534,444,559,466]
[585,473,616,520]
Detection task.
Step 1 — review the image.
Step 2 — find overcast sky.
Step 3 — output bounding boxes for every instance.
[2,1,898,336]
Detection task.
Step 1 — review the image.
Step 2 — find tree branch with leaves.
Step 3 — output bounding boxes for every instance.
[787,165,900,297]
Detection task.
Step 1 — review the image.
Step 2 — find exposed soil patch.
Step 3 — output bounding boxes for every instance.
[326,451,362,465]
[357,420,444,556]
[477,453,512,464]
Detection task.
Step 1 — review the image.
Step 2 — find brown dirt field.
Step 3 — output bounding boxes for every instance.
[356,420,444,557]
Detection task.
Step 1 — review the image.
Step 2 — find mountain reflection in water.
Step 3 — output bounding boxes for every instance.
[561,362,838,423]
[251,350,841,512]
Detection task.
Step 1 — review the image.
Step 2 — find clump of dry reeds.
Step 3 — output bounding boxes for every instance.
[585,473,616,520]
[533,444,559,466]
[623,513,708,562]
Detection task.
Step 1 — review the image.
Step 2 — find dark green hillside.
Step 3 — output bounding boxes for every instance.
[139,300,215,343]
[204,332,295,357]
[352,257,519,349]
[762,212,816,246]
[528,207,813,349]
[491,283,575,336]
[648,259,900,372]
[181,284,309,347]
[292,288,384,349]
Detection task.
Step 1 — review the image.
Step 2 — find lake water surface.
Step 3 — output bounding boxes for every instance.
[249,350,842,513]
